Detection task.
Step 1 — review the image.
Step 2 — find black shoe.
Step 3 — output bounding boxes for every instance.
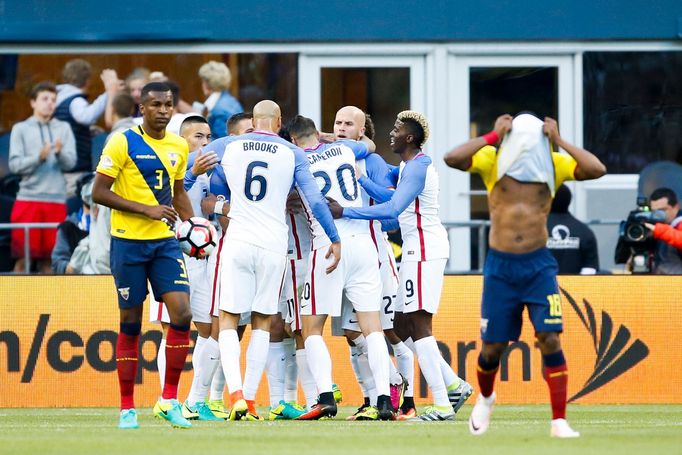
[377,395,395,421]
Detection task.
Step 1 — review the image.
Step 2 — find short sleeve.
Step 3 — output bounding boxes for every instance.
[96,132,128,179]
[468,145,496,179]
[552,153,578,187]
[175,142,189,180]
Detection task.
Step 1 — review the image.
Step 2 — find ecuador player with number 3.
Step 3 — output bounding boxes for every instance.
[444,113,606,437]
[92,82,196,430]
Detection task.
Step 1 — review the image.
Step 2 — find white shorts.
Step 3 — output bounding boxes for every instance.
[281,257,309,332]
[300,235,381,317]
[218,239,287,316]
[208,233,251,325]
[341,258,399,332]
[395,259,447,314]
[149,255,212,324]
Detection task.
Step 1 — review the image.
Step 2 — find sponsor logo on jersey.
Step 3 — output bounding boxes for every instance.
[134,154,157,160]
[99,155,113,169]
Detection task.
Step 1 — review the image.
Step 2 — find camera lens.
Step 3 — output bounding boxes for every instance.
[626,223,645,242]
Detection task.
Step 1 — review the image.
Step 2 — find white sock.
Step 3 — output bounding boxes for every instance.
[304,335,333,394]
[189,336,220,406]
[266,341,286,408]
[243,329,270,401]
[349,345,369,398]
[157,338,166,391]
[388,358,402,385]
[354,337,377,405]
[414,336,450,407]
[439,356,462,390]
[404,337,416,353]
[296,349,318,409]
[218,329,242,395]
[282,338,298,403]
[393,341,415,397]
[210,364,225,401]
[186,335,208,406]
[366,331,391,397]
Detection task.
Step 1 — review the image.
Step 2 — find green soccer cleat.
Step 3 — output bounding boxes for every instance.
[205,399,230,420]
[194,401,224,421]
[181,400,199,420]
[268,402,286,421]
[118,409,139,429]
[153,399,192,429]
[353,405,380,421]
[281,401,307,420]
[332,383,343,403]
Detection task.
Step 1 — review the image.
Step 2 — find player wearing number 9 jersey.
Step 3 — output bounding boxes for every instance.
[287,115,394,421]
[203,101,341,420]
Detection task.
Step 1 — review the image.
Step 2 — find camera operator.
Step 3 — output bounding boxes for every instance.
[642,187,682,274]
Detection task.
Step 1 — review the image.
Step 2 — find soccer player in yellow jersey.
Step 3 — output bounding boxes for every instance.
[92,82,195,430]
[444,113,606,438]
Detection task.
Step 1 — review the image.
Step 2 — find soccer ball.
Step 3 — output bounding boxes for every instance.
[176,217,217,259]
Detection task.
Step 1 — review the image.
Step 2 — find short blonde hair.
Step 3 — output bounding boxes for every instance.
[198,61,232,91]
[397,110,430,147]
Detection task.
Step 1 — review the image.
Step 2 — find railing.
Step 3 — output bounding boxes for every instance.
[0,222,60,273]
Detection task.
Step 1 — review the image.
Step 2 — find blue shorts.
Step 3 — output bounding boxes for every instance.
[110,237,190,309]
[480,247,563,343]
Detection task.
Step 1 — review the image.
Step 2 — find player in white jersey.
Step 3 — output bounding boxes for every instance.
[331,109,416,420]
[286,115,394,421]
[330,111,472,421]
[206,101,341,421]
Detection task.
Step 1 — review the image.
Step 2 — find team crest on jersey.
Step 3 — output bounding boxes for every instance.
[118,287,130,301]
[168,152,178,167]
[99,155,113,169]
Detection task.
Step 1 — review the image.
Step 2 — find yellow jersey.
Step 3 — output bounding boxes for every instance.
[96,126,188,240]
[468,145,577,194]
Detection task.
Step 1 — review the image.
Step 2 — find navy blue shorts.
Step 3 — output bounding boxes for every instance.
[480,247,563,343]
[110,237,190,309]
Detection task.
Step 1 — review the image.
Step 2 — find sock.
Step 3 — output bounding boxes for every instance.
[404,337,416,353]
[157,338,166,391]
[283,338,298,403]
[543,351,568,420]
[265,340,285,407]
[440,356,462,390]
[162,324,191,400]
[349,345,369,398]
[366,332,391,397]
[219,329,242,394]
[388,359,402,385]
[296,348,318,409]
[414,336,450,407]
[188,336,220,406]
[477,353,500,398]
[186,335,207,406]
[304,335,333,394]
[117,322,140,410]
[354,335,377,405]
[392,341,414,397]
[210,364,226,401]
[244,329,270,401]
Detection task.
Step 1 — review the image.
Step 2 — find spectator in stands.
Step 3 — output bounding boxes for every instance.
[546,184,600,274]
[125,67,150,118]
[106,93,136,144]
[196,61,243,139]
[643,187,682,274]
[9,81,77,274]
[55,59,120,194]
[51,178,92,274]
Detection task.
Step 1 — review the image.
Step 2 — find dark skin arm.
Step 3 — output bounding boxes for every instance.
[172,179,194,222]
[543,117,607,180]
[92,172,177,222]
[443,114,512,170]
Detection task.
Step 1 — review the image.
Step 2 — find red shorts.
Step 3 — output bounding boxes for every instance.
[11,200,66,259]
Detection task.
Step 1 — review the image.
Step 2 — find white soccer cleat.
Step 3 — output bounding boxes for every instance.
[551,418,580,438]
[468,392,495,435]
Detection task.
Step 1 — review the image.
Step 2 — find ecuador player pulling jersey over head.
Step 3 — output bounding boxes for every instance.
[92,82,196,430]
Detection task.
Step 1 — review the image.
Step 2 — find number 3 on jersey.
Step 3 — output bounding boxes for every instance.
[245,161,268,201]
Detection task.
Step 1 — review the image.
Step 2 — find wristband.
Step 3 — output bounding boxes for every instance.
[213,199,226,216]
[482,130,499,146]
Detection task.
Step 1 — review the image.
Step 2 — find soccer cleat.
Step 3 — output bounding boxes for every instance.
[228,391,249,421]
[181,400,199,420]
[411,405,455,421]
[377,395,395,421]
[390,375,408,410]
[244,399,264,421]
[353,405,379,421]
[281,401,307,420]
[205,399,230,419]
[298,402,337,420]
[396,407,417,421]
[551,419,580,438]
[268,402,286,421]
[118,409,139,429]
[153,399,192,429]
[332,383,343,403]
[194,401,224,421]
[468,392,496,435]
[346,404,371,421]
[447,380,474,414]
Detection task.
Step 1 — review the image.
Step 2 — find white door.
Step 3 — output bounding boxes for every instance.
[446,55,576,271]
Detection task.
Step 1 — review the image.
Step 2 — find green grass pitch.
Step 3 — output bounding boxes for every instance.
[1,405,680,455]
